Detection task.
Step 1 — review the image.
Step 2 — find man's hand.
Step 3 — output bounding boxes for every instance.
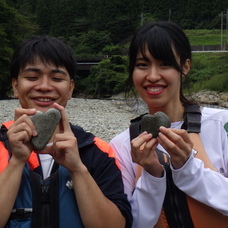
[45,103,84,173]
[7,108,37,163]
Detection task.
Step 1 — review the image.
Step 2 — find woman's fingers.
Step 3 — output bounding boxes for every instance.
[158,127,193,169]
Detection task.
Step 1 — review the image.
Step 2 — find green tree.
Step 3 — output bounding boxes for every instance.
[35,0,53,34]
[0,0,36,99]
[87,0,139,44]
[52,0,89,37]
[74,30,112,55]
[82,55,128,97]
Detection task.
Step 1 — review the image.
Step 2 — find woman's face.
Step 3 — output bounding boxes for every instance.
[132,47,190,113]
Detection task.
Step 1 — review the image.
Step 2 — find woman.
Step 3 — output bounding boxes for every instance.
[110,21,228,227]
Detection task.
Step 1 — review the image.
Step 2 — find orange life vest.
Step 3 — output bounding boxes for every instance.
[0,120,40,173]
[131,105,228,227]
[136,133,228,228]
[0,120,118,172]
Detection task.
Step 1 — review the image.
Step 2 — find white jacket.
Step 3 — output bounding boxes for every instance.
[110,107,228,228]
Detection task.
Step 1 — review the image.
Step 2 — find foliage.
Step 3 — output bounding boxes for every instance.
[189,52,228,92]
[0,0,37,99]
[80,55,128,98]
[5,0,228,42]
[190,72,228,92]
[73,30,112,56]
[1,0,228,99]
[80,52,228,97]
[185,29,225,45]
[87,0,140,43]
[101,44,126,55]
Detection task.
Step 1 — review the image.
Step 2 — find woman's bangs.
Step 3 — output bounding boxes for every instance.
[145,28,177,65]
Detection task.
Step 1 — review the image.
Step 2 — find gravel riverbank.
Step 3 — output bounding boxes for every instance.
[1,91,227,142]
[0,98,138,142]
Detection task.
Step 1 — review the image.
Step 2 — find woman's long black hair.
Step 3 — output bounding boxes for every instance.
[125,21,195,106]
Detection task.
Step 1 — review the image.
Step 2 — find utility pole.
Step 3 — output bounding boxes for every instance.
[219,10,228,50]
[169,9,171,21]
[140,12,144,26]
[220,11,224,50]
[226,9,228,49]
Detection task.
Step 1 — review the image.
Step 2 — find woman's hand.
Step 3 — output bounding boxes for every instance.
[131,132,163,177]
[157,127,193,169]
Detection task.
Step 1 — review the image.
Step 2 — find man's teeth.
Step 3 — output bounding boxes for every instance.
[37,98,52,102]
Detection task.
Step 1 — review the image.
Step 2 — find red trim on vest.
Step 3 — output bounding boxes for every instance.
[2,120,14,129]
[27,152,40,170]
[0,121,14,173]
[0,142,10,173]
[0,121,40,171]
[94,136,120,169]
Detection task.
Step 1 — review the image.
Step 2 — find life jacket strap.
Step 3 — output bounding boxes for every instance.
[9,208,33,220]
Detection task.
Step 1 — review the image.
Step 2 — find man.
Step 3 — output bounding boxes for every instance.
[0,35,132,227]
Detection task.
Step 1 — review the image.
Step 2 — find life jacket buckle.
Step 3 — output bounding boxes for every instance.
[10,208,33,220]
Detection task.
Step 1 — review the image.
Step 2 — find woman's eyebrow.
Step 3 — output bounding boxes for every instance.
[136,57,149,61]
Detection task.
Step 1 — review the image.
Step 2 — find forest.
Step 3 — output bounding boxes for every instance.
[1,0,228,98]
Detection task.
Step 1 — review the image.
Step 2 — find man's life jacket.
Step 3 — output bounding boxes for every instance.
[0,120,124,228]
[130,104,228,228]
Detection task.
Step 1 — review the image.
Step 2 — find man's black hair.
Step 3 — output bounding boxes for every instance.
[10,35,77,80]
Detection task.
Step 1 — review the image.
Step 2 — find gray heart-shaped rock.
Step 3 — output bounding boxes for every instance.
[140,112,171,137]
[29,108,61,150]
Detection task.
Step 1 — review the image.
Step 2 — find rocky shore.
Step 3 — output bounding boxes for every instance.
[0,98,136,142]
[0,90,227,142]
[189,90,228,109]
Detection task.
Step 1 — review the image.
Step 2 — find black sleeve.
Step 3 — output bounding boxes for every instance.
[80,145,133,228]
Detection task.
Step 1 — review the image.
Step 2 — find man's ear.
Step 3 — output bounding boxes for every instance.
[182,59,191,76]
[12,78,19,98]
[68,79,75,100]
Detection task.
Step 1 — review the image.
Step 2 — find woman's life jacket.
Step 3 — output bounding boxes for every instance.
[130,105,228,228]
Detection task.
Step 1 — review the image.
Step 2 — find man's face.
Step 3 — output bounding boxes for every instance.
[12,57,75,112]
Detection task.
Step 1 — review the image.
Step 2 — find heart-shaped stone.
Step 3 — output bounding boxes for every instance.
[140,112,171,138]
[29,108,61,150]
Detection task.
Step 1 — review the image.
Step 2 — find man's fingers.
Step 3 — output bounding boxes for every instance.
[53,103,71,132]
[12,114,37,137]
[14,108,36,120]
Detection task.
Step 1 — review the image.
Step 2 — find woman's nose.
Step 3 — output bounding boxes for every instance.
[146,66,161,82]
